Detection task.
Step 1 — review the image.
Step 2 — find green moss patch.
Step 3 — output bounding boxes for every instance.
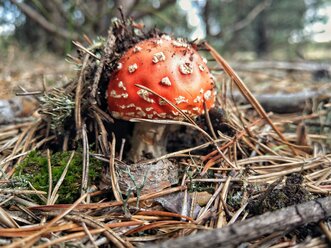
[14,150,102,203]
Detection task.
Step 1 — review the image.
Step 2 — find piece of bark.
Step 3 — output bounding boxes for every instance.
[155,192,201,219]
[148,196,331,248]
[117,159,179,195]
[231,90,328,113]
[233,61,331,73]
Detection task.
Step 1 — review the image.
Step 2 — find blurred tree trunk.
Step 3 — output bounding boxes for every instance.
[226,0,247,54]
[9,0,166,54]
[254,11,268,57]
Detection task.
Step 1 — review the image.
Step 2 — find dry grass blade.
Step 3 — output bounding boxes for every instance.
[93,110,110,154]
[75,54,90,135]
[81,124,90,196]
[130,116,235,169]
[7,193,88,248]
[49,151,75,204]
[0,221,142,238]
[46,149,52,205]
[109,134,122,202]
[216,176,231,228]
[0,207,19,228]
[205,42,298,156]
[64,213,129,248]
[124,221,197,236]
[134,84,196,125]
[72,41,100,60]
[29,185,187,211]
[0,189,46,195]
[81,222,98,248]
[136,210,194,222]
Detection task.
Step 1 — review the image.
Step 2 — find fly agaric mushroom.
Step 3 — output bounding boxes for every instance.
[107,36,215,162]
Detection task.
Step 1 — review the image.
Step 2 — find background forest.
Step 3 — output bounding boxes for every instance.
[1,0,330,59]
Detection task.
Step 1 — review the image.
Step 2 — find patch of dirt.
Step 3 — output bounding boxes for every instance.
[0,45,72,99]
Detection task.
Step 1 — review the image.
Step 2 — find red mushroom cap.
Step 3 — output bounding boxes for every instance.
[107,36,215,120]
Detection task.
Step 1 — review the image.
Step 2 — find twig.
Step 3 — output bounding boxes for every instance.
[0,189,46,195]
[216,176,231,228]
[15,91,43,96]
[90,27,116,104]
[29,185,187,211]
[82,222,98,248]
[148,196,331,248]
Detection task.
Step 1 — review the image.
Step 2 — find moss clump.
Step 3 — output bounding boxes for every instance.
[247,173,313,215]
[14,150,102,203]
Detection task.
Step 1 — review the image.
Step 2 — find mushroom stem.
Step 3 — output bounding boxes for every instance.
[129,122,169,163]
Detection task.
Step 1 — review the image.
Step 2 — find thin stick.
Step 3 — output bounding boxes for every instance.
[75,54,90,137]
[149,196,331,248]
[72,41,99,60]
[216,176,231,228]
[82,222,98,248]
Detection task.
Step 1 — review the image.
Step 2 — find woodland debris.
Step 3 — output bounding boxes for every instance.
[149,196,331,248]
[0,97,38,124]
[0,17,331,248]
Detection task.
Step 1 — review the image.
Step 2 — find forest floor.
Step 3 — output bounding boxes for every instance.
[0,40,331,247]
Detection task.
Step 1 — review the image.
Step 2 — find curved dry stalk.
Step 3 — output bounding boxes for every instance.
[109,134,122,202]
[29,186,187,211]
[205,42,298,156]
[134,84,236,168]
[75,54,90,137]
